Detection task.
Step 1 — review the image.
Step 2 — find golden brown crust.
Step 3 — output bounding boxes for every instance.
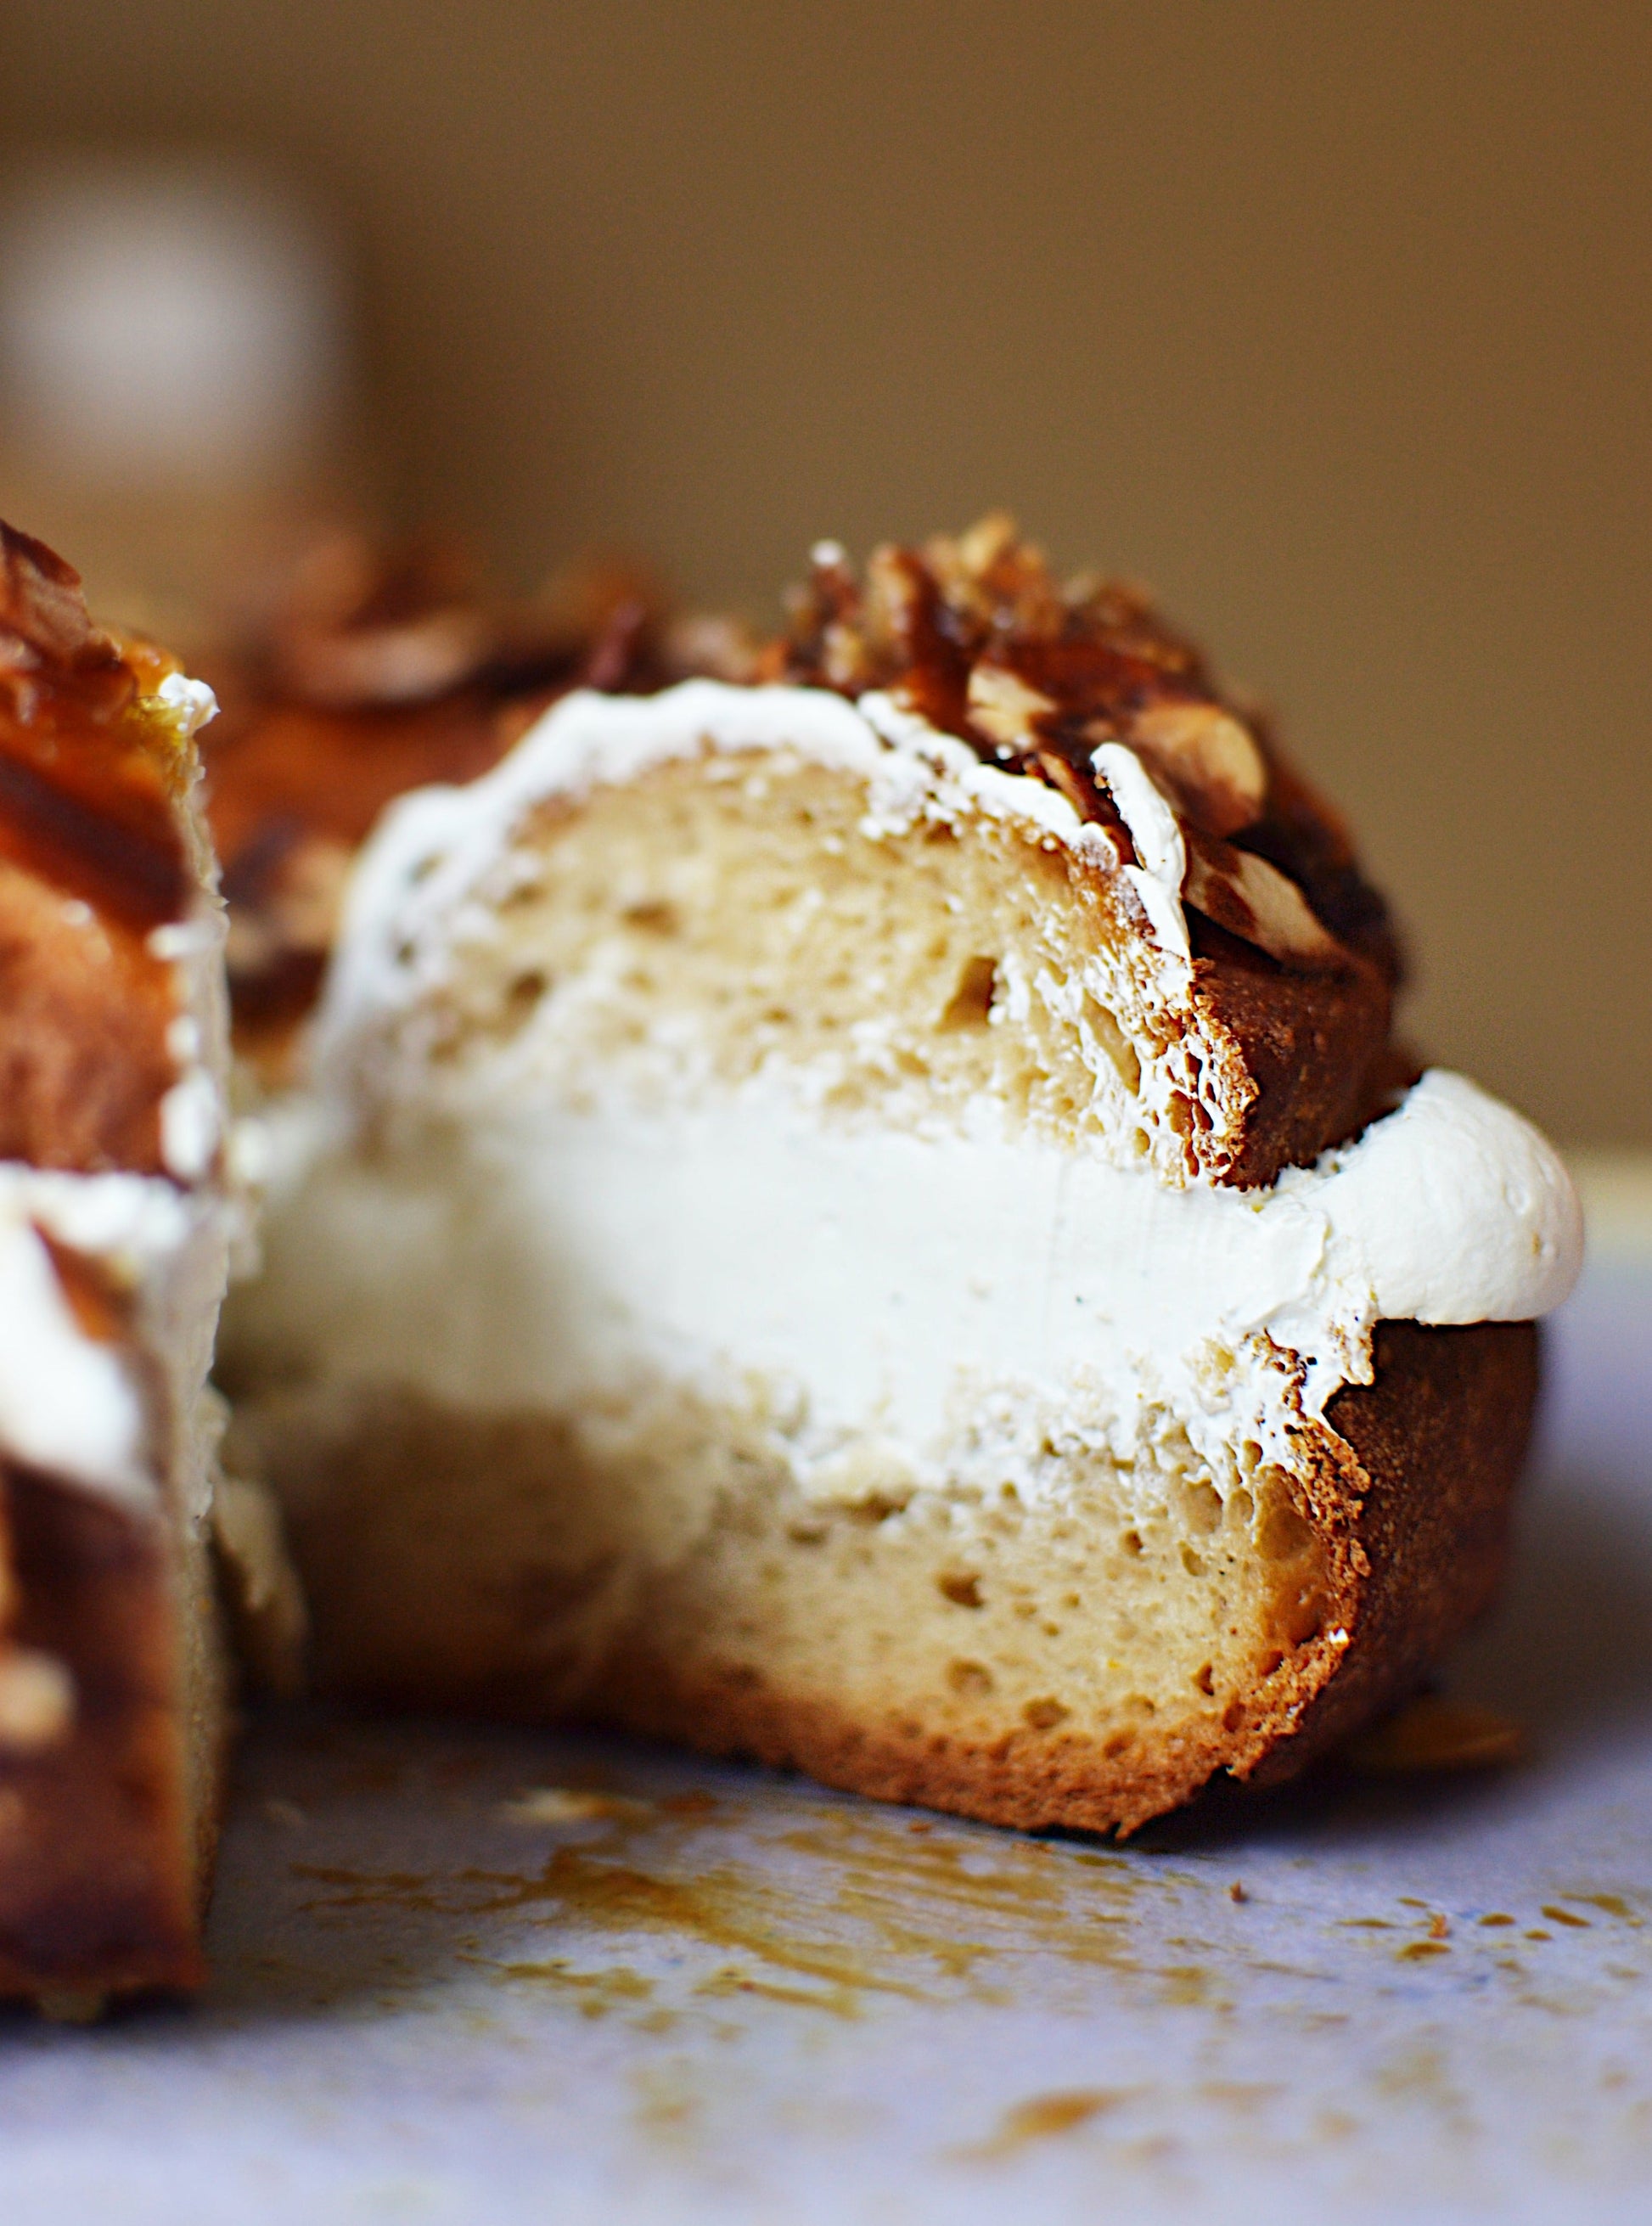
[1250,1318,1540,1781]
[0,1466,204,2003]
[578,1321,1536,1835]
[1188,916,1398,1186]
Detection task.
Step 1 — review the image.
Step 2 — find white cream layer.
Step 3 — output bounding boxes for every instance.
[0,1165,232,1510]
[235,1069,1580,1509]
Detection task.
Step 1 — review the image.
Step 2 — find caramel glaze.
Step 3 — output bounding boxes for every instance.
[769,520,1401,986]
[0,525,198,1178]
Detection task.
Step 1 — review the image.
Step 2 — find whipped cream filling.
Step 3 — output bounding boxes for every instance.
[0,1165,233,1510]
[234,1069,1581,1510]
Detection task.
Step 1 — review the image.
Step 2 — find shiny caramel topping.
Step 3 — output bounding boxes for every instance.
[772,517,1228,824]
[0,523,191,931]
[770,519,1398,980]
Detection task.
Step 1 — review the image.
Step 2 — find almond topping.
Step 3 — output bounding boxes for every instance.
[821,621,868,693]
[0,523,98,668]
[966,662,1056,751]
[1131,700,1267,839]
[1183,829,1347,973]
[1030,747,1099,824]
[863,545,924,666]
[956,510,1020,578]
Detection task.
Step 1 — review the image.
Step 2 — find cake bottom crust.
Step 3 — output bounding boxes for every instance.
[599,1323,1537,1830]
[240,1319,1537,1836]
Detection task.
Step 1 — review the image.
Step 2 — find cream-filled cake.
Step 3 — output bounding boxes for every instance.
[0,526,244,2007]
[223,520,1581,1833]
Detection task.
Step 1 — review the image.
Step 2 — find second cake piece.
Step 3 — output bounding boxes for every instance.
[223,520,1579,1833]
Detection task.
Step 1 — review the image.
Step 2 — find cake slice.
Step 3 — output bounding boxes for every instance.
[223,520,1580,1834]
[0,526,237,2008]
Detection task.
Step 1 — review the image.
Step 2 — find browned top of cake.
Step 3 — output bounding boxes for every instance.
[0,526,203,1177]
[767,515,1399,987]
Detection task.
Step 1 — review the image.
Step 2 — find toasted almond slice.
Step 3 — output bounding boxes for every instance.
[1132,700,1267,838]
[957,511,1020,578]
[966,662,1056,750]
[1183,828,1347,973]
[1029,747,1099,824]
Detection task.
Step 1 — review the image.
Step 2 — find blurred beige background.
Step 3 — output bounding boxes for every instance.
[0,0,1647,1146]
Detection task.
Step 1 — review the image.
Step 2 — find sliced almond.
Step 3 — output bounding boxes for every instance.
[666,612,763,685]
[967,661,1055,750]
[0,522,98,666]
[956,511,1020,578]
[1132,700,1267,838]
[279,605,492,708]
[821,619,869,692]
[1183,829,1346,973]
[1030,747,1098,823]
[863,545,923,664]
